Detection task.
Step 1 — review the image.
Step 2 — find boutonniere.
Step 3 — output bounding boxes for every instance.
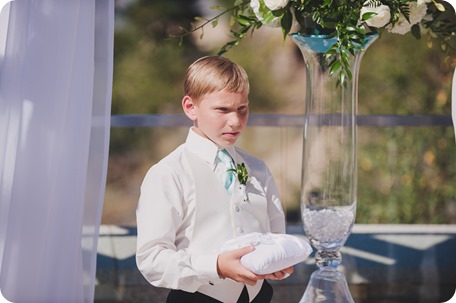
[228,163,249,202]
[228,163,248,185]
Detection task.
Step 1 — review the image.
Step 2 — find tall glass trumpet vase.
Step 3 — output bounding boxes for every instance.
[291,33,378,303]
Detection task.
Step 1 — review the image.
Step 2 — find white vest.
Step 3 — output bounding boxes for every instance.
[186,149,269,302]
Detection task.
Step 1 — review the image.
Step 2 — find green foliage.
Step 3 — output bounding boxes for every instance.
[355,31,456,224]
[111,0,204,154]
[178,0,456,85]
[228,163,249,184]
[357,127,456,224]
[358,32,453,115]
[112,0,203,114]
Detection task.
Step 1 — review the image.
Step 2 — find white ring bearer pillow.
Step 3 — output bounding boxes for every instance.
[220,232,313,275]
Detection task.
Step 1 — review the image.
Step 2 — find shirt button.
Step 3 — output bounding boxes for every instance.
[234,204,240,212]
[237,226,244,234]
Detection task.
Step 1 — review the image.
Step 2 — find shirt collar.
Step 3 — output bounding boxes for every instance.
[185,127,236,165]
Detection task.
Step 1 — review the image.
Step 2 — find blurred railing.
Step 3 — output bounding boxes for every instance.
[111,114,453,127]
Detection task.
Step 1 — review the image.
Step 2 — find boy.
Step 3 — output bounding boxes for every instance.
[136,56,292,303]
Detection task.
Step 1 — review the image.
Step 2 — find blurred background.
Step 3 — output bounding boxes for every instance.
[103,0,456,227]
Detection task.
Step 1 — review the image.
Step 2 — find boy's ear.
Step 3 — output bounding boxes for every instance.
[182,95,197,121]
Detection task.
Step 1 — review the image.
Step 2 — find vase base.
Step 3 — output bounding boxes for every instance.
[300,267,354,303]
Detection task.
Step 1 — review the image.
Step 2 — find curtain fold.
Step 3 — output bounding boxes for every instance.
[0,0,114,302]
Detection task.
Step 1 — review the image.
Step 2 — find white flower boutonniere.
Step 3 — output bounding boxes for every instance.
[228,163,249,202]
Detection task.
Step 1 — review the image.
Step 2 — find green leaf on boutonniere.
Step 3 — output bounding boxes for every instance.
[227,163,248,185]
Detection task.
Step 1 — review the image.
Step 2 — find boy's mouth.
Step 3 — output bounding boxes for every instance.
[223,132,239,137]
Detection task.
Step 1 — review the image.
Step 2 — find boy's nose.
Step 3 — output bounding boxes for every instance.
[227,113,241,127]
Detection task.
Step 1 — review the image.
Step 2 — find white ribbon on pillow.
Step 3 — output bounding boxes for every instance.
[220,232,312,275]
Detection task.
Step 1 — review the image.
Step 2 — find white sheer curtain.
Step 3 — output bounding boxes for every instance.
[0,0,114,302]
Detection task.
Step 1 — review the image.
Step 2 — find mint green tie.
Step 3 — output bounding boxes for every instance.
[217,149,235,193]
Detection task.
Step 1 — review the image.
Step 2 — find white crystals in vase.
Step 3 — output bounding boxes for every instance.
[302,207,355,250]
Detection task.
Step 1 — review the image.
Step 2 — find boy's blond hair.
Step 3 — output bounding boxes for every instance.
[184,56,250,103]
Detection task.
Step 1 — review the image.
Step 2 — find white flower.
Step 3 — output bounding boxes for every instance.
[264,0,290,11]
[417,0,432,5]
[409,1,428,24]
[388,16,413,34]
[388,1,428,35]
[250,0,281,27]
[360,3,391,28]
[250,0,261,16]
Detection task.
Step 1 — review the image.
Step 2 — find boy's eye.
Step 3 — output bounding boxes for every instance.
[214,105,248,113]
[216,107,229,112]
[238,106,248,113]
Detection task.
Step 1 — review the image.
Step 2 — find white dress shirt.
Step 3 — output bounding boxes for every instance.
[136,128,286,302]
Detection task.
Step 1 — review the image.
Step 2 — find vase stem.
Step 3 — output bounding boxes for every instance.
[315,250,342,268]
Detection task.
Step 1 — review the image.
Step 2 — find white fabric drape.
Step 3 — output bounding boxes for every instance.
[0,0,113,302]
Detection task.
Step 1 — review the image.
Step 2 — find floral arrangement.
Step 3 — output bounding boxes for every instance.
[182,0,456,81]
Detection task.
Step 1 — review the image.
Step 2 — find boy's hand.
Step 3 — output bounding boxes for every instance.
[263,266,294,281]
[217,245,264,286]
[216,246,295,285]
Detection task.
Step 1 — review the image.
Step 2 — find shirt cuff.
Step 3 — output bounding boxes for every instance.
[191,253,220,282]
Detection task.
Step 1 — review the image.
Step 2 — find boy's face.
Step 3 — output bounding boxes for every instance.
[182,89,249,148]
